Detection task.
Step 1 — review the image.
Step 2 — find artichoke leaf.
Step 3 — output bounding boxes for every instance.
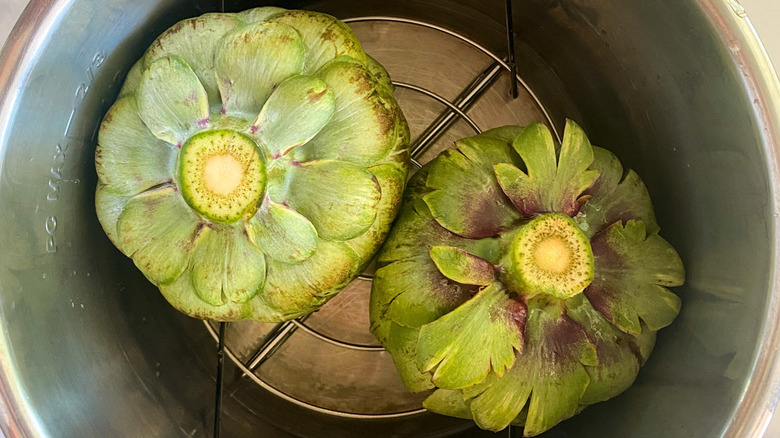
[345,162,407,261]
[292,58,399,166]
[495,120,598,217]
[251,75,335,158]
[161,270,286,322]
[458,299,597,435]
[363,54,394,97]
[137,55,210,145]
[423,142,521,239]
[429,246,496,286]
[417,282,524,389]
[378,196,501,266]
[95,96,176,195]
[116,185,204,285]
[472,125,526,147]
[95,184,133,251]
[423,389,473,420]
[384,322,435,392]
[143,13,245,106]
[248,197,318,263]
[118,59,143,99]
[585,220,684,335]
[456,129,525,170]
[215,21,305,117]
[575,146,659,238]
[269,10,366,73]
[159,269,253,321]
[190,224,267,306]
[264,240,359,312]
[269,159,380,241]
[374,256,474,329]
[240,6,286,23]
[565,294,650,405]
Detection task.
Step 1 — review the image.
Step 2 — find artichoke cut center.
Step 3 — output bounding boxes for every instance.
[179,129,266,223]
[506,213,594,299]
[533,237,571,274]
[203,155,244,195]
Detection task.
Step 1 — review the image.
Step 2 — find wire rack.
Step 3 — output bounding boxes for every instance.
[205,1,558,436]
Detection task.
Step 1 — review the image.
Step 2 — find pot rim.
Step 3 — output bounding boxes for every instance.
[696,2,780,437]
[0,2,77,436]
[1,0,779,437]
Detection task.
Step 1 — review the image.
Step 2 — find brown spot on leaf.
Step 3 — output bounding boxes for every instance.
[374,103,394,135]
[307,88,328,103]
[349,71,373,95]
[277,34,294,44]
[321,27,337,42]
[166,21,185,36]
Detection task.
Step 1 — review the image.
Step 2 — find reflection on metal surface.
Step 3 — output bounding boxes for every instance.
[244,319,304,371]
[407,60,501,158]
[203,321,428,420]
[728,0,748,18]
[289,319,385,351]
[343,15,558,142]
[393,81,482,134]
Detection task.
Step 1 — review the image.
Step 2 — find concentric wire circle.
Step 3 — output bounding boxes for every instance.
[203,15,556,420]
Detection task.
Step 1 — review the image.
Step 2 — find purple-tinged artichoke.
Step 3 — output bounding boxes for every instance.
[95,7,409,321]
[370,121,683,436]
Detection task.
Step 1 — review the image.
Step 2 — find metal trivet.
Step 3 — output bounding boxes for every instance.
[207,1,560,436]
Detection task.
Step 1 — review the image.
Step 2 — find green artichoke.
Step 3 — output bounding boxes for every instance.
[95,7,409,321]
[370,121,684,436]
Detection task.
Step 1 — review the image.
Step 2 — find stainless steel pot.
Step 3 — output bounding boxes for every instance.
[2,0,780,437]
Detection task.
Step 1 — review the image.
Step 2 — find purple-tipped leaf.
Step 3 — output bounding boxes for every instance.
[423,146,521,239]
[430,246,496,286]
[455,299,597,435]
[375,256,475,328]
[585,220,684,335]
[495,121,598,217]
[417,283,524,389]
[565,294,653,405]
[575,146,659,238]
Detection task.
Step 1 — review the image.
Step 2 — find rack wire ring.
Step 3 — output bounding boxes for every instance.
[343,16,558,142]
[203,321,428,419]
[203,14,556,425]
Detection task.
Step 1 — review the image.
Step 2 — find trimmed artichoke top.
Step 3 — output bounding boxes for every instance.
[95,7,409,322]
[370,121,684,436]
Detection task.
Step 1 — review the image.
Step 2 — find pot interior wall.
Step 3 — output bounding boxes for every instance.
[0,0,773,437]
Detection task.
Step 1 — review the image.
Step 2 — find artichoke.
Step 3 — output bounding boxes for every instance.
[95,7,409,321]
[370,121,684,436]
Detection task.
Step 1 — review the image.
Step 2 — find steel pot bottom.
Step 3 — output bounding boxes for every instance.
[1,0,779,437]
